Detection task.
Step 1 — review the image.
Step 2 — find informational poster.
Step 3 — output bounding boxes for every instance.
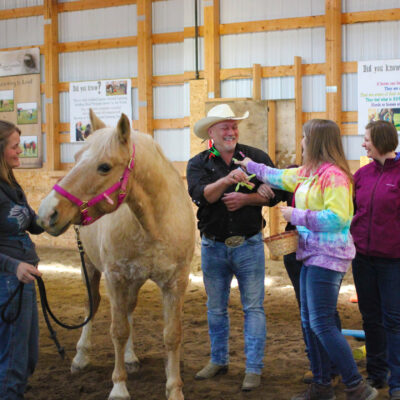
[69,79,132,142]
[0,48,41,168]
[358,59,400,134]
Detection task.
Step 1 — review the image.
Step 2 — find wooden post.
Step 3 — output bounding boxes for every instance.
[325,0,342,126]
[137,0,153,134]
[252,63,261,100]
[267,100,279,260]
[294,56,303,165]
[204,0,220,99]
[44,0,60,170]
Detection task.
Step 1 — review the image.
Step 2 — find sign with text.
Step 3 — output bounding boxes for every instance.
[69,79,132,142]
[358,59,400,134]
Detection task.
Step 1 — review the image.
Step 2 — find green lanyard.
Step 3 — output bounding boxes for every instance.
[208,146,220,158]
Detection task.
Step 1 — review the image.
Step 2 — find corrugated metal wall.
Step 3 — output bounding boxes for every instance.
[0,0,399,162]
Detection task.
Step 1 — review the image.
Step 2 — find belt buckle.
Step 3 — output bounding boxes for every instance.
[224,235,245,247]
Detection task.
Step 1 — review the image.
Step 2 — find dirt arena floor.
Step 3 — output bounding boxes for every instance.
[24,247,389,400]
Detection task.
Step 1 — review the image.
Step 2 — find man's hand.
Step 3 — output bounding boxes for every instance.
[233,157,252,171]
[257,184,275,201]
[16,262,42,284]
[280,206,294,223]
[223,169,249,187]
[222,192,248,212]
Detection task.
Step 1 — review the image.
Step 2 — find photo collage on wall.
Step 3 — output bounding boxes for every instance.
[0,48,41,168]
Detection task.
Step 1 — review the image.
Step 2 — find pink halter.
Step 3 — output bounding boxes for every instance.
[53,144,136,226]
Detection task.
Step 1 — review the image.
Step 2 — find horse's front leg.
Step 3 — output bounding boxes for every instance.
[161,274,189,400]
[124,280,145,373]
[71,257,102,373]
[106,273,131,400]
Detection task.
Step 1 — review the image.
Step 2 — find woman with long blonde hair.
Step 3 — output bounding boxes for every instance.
[236,119,377,400]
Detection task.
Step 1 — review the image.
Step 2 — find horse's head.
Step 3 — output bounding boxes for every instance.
[38,110,134,236]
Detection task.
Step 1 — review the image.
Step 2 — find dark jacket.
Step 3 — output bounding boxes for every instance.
[187,143,285,238]
[350,154,400,258]
[0,180,44,274]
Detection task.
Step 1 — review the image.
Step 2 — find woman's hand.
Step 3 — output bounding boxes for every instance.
[279,206,294,223]
[233,157,252,171]
[16,262,42,284]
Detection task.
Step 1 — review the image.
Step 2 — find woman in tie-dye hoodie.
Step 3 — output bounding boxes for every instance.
[236,119,377,400]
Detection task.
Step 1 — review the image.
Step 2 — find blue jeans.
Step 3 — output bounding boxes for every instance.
[284,253,341,376]
[0,274,39,399]
[201,232,266,374]
[352,253,400,395]
[300,265,362,387]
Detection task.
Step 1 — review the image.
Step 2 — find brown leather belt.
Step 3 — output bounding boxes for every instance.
[202,232,259,247]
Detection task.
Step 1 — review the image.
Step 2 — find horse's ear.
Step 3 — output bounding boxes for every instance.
[116,113,131,144]
[89,108,106,131]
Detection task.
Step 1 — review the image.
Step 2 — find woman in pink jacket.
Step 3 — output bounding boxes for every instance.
[350,120,400,400]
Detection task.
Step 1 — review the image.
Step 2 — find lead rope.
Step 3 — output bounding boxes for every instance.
[0,226,94,360]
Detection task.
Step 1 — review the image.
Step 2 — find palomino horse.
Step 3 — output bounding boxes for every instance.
[38,111,195,400]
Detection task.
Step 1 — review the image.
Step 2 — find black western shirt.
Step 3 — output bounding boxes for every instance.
[187,143,284,239]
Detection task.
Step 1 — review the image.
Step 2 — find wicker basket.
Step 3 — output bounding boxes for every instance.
[263,230,299,257]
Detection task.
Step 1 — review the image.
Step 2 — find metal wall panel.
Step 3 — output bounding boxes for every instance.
[154,128,190,162]
[0,16,43,47]
[343,21,400,62]
[184,37,204,72]
[221,79,252,98]
[221,28,325,68]
[60,142,85,163]
[153,0,183,34]
[153,85,185,119]
[342,0,400,13]
[59,48,138,82]
[220,0,324,23]
[153,43,184,75]
[0,0,43,9]
[59,5,137,42]
[302,75,326,112]
[342,73,357,111]
[184,0,204,27]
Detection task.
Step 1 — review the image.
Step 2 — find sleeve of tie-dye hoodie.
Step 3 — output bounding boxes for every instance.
[246,161,300,192]
[291,169,353,232]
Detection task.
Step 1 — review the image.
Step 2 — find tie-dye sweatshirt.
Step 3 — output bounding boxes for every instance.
[247,161,355,272]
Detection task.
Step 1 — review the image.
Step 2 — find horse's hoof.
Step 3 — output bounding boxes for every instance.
[71,362,87,374]
[167,388,184,400]
[125,361,141,374]
[109,383,130,400]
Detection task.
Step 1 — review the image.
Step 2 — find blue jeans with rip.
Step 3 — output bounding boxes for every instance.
[300,265,362,387]
[352,253,400,395]
[201,232,266,374]
[0,274,39,400]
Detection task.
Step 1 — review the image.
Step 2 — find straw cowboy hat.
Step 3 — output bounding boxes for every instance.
[194,104,249,140]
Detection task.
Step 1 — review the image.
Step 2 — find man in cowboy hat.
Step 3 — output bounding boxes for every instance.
[187,103,283,391]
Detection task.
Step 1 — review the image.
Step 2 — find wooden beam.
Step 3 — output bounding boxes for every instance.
[58,0,137,13]
[343,8,400,24]
[183,26,204,39]
[252,64,262,100]
[267,100,279,259]
[294,56,303,165]
[59,36,137,53]
[325,0,342,126]
[44,0,60,171]
[153,118,186,130]
[0,5,43,20]
[152,74,185,86]
[0,45,44,53]
[137,0,153,135]
[204,0,220,99]
[220,15,325,35]
[152,32,184,44]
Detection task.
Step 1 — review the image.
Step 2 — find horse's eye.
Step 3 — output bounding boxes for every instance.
[98,163,112,173]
